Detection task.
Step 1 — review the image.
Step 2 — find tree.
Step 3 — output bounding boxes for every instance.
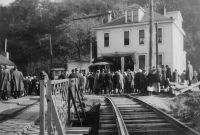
[57,13,100,60]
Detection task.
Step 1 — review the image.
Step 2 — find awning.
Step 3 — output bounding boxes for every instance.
[101,52,135,57]
[101,52,136,63]
[89,62,113,67]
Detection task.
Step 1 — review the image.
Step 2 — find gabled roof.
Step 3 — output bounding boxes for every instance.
[95,7,172,28]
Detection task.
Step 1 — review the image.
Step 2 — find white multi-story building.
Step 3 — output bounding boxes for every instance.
[93,4,186,73]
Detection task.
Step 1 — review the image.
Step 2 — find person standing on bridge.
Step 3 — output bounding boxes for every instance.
[186,61,193,86]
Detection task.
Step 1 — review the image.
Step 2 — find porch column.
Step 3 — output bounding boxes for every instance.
[121,56,124,73]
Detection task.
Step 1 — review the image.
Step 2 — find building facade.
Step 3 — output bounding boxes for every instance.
[93,4,186,73]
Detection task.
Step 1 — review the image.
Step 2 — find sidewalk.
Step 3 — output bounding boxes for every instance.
[0,96,40,135]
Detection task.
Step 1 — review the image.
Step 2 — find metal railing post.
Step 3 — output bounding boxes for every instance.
[47,80,52,135]
[40,80,45,135]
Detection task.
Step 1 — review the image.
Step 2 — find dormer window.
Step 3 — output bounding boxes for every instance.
[127,10,132,22]
[125,4,145,23]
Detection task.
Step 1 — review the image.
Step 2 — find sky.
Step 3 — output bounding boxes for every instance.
[0,0,15,6]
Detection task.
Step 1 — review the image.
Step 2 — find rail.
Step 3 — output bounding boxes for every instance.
[125,94,200,135]
[105,97,129,135]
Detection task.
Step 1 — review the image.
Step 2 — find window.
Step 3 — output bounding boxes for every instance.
[104,33,109,47]
[156,54,163,66]
[139,30,145,45]
[158,54,162,66]
[124,31,129,45]
[139,55,145,70]
[127,11,132,22]
[158,28,162,43]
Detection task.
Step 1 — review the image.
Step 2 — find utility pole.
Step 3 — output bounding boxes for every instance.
[49,34,53,69]
[155,22,158,70]
[5,38,7,52]
[89,31,93,64]
[149,0,154,72]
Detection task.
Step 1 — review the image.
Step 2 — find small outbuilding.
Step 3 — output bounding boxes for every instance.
[0,54,15,68]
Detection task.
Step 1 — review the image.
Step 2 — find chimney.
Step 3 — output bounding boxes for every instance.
[6,52,9,60]
[163,6,166,16]
[107,11,112,23]
[160,6,167,16]
[125,10,127,23]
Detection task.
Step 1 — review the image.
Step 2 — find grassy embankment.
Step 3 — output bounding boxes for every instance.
[170,91,200,132]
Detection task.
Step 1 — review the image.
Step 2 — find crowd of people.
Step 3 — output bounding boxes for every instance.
[0,65,39,100]
[59,61,198,95]
[1,60,195,100]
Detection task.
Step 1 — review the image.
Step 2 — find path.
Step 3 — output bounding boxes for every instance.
[0,96,40,135]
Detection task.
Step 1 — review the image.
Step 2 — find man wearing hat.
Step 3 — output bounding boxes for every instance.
[74,68,80,78]
[69,69,76,78]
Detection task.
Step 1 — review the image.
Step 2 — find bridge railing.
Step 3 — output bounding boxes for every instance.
[40,78,84,135]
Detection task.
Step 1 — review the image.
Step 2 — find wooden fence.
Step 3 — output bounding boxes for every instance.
[39,78,86,135]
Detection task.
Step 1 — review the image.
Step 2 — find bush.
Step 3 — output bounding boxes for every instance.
[178,108,193,121]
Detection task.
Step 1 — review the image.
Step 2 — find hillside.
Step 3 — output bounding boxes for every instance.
[0,0,200,74]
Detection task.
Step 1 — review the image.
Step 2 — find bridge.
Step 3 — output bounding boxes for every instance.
[37,78,200,135]
[0,78,199,135]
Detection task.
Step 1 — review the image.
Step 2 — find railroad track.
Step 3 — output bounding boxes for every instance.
[98,95,200,135]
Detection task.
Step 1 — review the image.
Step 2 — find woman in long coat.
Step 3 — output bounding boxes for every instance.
[186,61,193,86]
[152,69,161,93]
[116,71,124,93]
